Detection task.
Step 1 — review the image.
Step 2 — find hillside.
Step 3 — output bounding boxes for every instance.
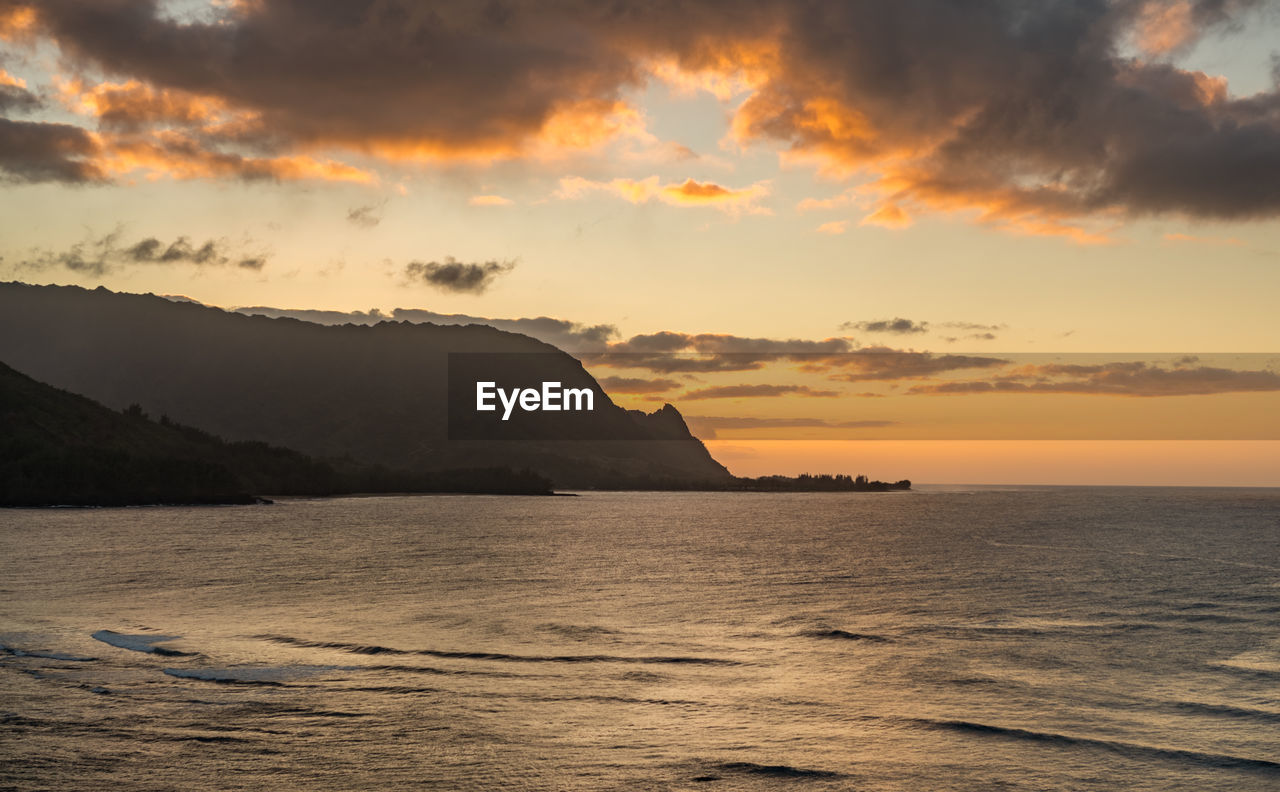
[0,282,731,488]
[0,361,553,506]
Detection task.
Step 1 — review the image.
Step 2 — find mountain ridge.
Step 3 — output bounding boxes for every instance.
[0,281,731,488]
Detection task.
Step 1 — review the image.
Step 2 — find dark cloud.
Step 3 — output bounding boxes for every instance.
[234,306,392,324]
[823,348,1009,381]
[233,305,617,350]
[683,415,897,439]
[578,352,776,374]
[403,257,516,293]
[10,231,267,275]
[392,309,615,349]
[20,0,640,157]
[579,332,858,373]
[942,321,1004,332]
[0,83,41,115]
[582,338,1006,379]
[841,318,929,335]
[9,0,1280,228]
[597,375,681,394]
[607,332,853,355]
[0,118,104,183]
[346,202,384,228]
[679,383,840,400]
[907,361,1280,396]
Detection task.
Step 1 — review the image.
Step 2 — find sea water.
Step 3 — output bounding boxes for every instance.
[2,487,1279,790]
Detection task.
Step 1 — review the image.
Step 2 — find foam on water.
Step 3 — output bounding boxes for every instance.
[91,630,194,656]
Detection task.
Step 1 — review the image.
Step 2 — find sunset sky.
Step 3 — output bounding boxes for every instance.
[2,0,1278,483]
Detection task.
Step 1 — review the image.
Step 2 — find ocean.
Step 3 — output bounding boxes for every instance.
[2,487,1279,790]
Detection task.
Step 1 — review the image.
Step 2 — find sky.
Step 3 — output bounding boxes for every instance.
[2,0,1278,484]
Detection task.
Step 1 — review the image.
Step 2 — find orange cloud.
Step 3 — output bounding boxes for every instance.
[1163,232,1243,246]
[0,4,36,40]
[1134,1,1197,55]
[99,133,373,184]
[60,79,232,131]
[815,220,847,235]
[0,68,27,89]
[797,190,859,212]
[355,99,652,165]
[469,195,513,207]
[556,175,770,213]
[870,169,1114,243]
[10,0,1278,235]
[643,39,777,101]
[860,203,912,229]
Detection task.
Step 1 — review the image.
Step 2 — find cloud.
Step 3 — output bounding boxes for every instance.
[469,194,513,206]
[0,118,105,183]
[0,68,40,114]
[18,1,651,165]
[1132,0,1199,56]
[556,175,771,214]
[825,348,1009,381]
[7,0,1280,232]
[391,309,616,349]
[683,415,898,439]
[346,202,384,228]
[582,331,855,373]
[607,332,853,355]
[97,131,375,183]
[942,321,1004,332]
[232,305,618,350]
[403,257,516,294]
[597,376,681,394]
[860,203,912,229]
[841,318,929,335]
[723,1,1280,237]
[1163,232,1243,246]
[796,190,857,212]
[234,306,392,325]
[9,230,267,275]
[679,383,840,400]
[579,334,1005,381]
[59,78,226,133]
[579,353,775,374]
[815,220,847,235]
[907,360,1280,397]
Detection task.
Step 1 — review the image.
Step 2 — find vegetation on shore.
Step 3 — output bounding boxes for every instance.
[1,362,552,507]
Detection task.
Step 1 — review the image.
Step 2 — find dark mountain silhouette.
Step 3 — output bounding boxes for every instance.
[0,360,553,506]
[0,282,731,488]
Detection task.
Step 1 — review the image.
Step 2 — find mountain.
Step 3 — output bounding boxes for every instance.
[0,360,553,506]
[0,282,731,488]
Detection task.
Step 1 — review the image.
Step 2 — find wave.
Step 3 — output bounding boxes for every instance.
[537,623,621,640]
[913,718,1280,774]
[801,629,891,643]
[710,761,841,779]
[92,630,194,656]
[255,634,741,666]
[248,705,370,719]
[0,643,97,662]
[914,620,1165,639]
[1169,701,1280,725]
[532,693,704,707]
[363,663,523,678]
[1211,661,1280,680]
[162,667,324,686]
[163,669,289,686]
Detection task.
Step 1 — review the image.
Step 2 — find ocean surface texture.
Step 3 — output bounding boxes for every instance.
[2,487,1279,791]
